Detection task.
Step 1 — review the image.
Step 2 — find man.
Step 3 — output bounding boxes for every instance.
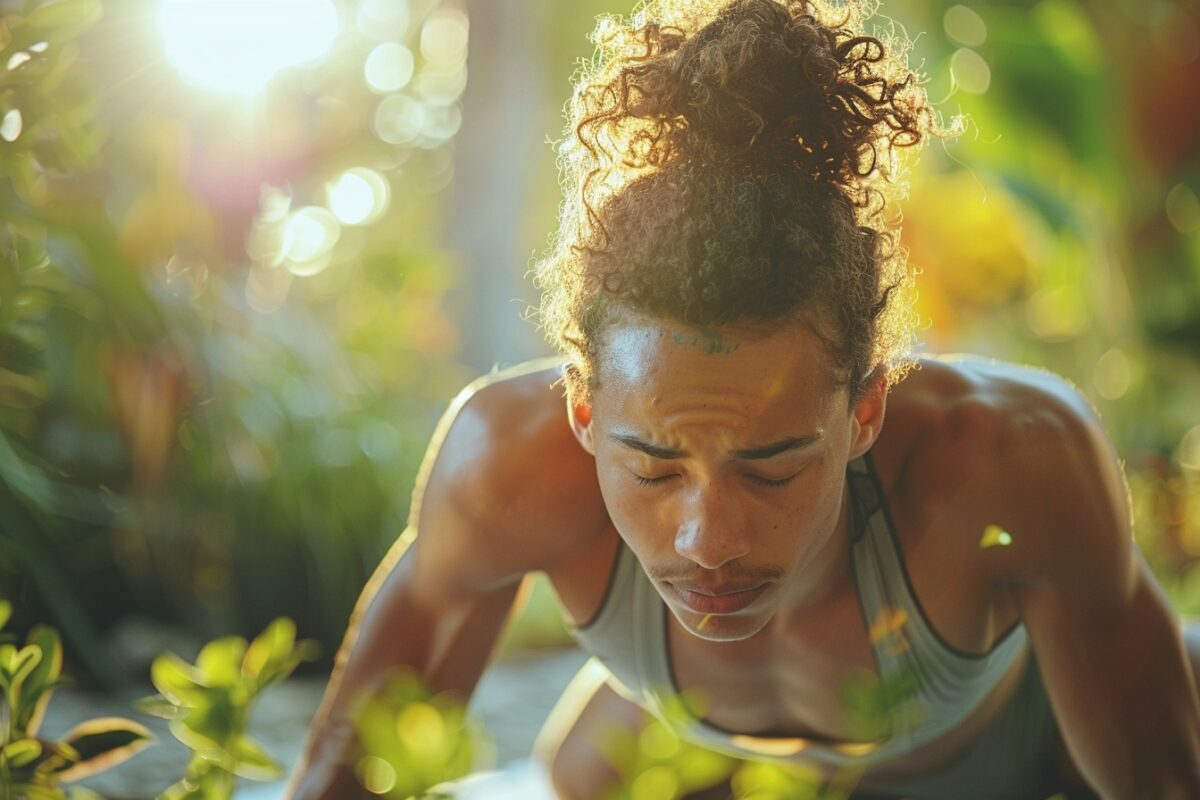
[287,0,1200,797]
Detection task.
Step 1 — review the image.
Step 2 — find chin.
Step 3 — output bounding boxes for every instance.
[672,606,771,643]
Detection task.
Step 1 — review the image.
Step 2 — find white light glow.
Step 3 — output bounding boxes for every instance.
[160,0,340,94]
[420,8,469,68]
[364,42,414,93]
[0,109,23,142]
[326,168,390,225]
[282,206,340,275]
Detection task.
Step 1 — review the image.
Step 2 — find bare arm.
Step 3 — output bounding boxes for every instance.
[285,363,588,799]
[993,392,1200,798]
[285,533,524,799]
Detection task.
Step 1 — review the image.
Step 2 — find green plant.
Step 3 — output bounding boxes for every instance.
[350,669,494,799]
[0,599,152,799]
[138,617,318,800]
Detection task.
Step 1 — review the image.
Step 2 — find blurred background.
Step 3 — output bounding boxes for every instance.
[0,0,1198,792]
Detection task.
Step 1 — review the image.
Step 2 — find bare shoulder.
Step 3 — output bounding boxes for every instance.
[407,358,609,601]
[884,355,1100,461]
[879,355,1121,587]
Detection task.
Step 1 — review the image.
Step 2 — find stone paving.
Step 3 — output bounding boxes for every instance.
[39,647,588,799]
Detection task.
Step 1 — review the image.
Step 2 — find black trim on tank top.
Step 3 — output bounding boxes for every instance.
[846,456,874,545]
[861,450,1022,661]
[572,534,625,632]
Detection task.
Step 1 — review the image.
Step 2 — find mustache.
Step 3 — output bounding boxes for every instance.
[648,564,784,583]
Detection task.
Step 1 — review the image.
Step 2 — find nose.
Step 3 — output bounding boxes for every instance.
[673,483,751,570]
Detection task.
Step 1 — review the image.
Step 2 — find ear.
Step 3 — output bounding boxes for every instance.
[848,367,887,460]
[564,365,597,456]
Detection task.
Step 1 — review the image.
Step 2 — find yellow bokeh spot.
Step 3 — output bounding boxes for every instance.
[639,722,680,761]
[950,47,991,94]
[980,525,1013,549]
[1026,286,1086,341]
[356,755,397,795]
[869,608,908,644]
[1093,348,1132,400]
[397,701,445,754]
[729,734,808,757]
[943,5,987,47]
[632,765,681,800]
[420,8,469,68]
[1178,426,1200,473]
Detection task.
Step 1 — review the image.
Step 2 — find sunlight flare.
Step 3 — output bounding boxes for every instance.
[159,0,340,94]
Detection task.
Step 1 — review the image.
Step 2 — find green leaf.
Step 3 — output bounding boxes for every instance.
[1,737,42,767]
[66,787,106,800]
[242,617,296,682]
[167,718,223,759]
[31,739,81,776]
[16,784,67,800]
[150,653,208,706]
[6,643,43,726]
[19,626,62,735]
[0,599,11,631]
[158,777,208,800]
[134,694,189,720]
[176,692,240,753]
[52,717,153,783]
[230,735,283,780]
[0,642,17,675]
[195,636,246,688]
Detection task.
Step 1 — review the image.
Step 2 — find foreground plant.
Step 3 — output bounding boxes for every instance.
[0,600,152,799]
[350,669,494,799]
[138,617,318,799]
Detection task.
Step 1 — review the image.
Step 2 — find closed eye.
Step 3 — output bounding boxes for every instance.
[747,471,802,488]
[633,473,677,487]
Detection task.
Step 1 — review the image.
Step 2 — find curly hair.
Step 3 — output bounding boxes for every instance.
[533,0,942,404]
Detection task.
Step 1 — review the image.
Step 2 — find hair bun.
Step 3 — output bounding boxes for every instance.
[593,0,926,186]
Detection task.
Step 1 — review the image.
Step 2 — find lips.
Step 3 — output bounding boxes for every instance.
[667,581,768,615]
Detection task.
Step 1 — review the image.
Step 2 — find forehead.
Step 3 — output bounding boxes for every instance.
[592,315,845,422]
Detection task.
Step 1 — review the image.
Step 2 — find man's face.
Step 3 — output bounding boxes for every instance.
[572,315,883,643]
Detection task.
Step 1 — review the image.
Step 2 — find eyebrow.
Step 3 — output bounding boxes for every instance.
[609,433,821,461]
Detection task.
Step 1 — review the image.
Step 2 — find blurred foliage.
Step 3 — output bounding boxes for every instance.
[875,0,1200,607]
[598,636,924,800]
[598,692,738,800]
[0,599,153,799]
[0,0,471,681]
[350,668,493,798]
[137,616,317,799]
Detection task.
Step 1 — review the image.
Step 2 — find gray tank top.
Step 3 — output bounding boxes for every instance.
[567,452,1028,768]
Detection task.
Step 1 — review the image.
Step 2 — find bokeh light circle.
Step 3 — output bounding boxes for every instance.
[950,48,991,94]
[944,5,987,47]
[282,206,340,275]
[420,8,469,68]
[0,109,23,142]
[364,42,414,93]
[374,95,426,145]
[326,168,390,226]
